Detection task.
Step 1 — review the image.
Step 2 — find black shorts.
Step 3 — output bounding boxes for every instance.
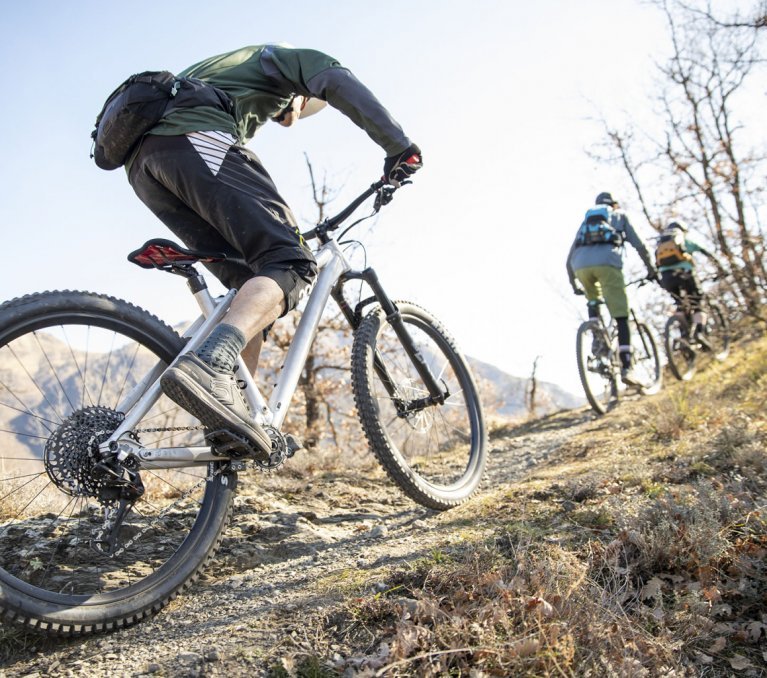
[660,269,702,311]
[128,133,317,313]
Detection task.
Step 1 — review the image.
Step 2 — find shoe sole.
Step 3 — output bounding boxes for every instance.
[161,367,272,459]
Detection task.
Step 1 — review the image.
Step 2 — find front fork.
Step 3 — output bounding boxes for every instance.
[333,267,448,412]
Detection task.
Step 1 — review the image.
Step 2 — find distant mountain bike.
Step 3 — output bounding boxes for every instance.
[0,180,487,636]
[663,281,730,381]
[575,282,662,415]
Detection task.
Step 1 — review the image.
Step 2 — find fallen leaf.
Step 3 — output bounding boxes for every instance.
[640,577,663,602]
[746,621,766,642]
[510,637,540,658]
[706,636,726,654]
[694,652,714,665]
[728,655,753,671]
[525,596,555,617]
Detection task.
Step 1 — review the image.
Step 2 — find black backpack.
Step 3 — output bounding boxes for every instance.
[575,206,624,247]
[90,71,234,170]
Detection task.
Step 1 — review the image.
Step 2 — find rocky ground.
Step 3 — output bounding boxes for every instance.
[1,407,595,678]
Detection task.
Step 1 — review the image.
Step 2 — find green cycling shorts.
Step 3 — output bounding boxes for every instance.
[575,265,630,318]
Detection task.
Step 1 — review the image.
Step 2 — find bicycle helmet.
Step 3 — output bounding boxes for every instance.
[667,220,688,233]
[595,191,617,206]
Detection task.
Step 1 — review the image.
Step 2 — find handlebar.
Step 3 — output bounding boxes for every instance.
[301,179,398,243]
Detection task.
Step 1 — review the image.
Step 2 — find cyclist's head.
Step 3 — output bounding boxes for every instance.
[667,221,688,233]
[595,192,617,207]
[272,96,327,127]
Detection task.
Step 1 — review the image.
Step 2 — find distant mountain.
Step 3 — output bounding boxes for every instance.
[468,356,584,418]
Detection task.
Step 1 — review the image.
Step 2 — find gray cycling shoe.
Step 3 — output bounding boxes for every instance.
[161,353,272,460]
[620,366,641,387]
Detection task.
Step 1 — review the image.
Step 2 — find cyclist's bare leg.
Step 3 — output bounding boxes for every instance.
[241,334,264,376]
[225,276,285,344]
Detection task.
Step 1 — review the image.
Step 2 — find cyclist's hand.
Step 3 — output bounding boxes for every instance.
[383,144,422,187]
[573,286,585,296]
[646,270,659,283]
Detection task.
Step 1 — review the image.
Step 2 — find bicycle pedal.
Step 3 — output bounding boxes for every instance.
[285,434,304,457]
[206,429,258,459]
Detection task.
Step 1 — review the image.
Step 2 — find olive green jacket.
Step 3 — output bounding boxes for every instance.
[149,44,411,157]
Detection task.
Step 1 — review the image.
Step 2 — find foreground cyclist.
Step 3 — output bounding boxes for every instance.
[655,221,723,348]
[566,192,658,386]
[121,44,422,458]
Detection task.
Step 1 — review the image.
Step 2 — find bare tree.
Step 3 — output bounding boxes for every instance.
[526,356,541,418]
[592,0,767,320]
[264,156,359,452]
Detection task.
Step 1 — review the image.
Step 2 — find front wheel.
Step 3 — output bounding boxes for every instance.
[665,314,696,381]
[576,320,618,415]
[705,302,730,361]
[351,302,487,510]
[0,291,235,636]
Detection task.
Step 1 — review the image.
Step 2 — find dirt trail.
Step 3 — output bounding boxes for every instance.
[2,408,594,677]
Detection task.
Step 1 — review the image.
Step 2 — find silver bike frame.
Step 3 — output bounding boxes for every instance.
[100,239,351,469]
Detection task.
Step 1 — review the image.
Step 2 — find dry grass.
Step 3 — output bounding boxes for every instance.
[305,327,767,676]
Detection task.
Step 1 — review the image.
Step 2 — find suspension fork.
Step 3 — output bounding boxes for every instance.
[333,268,448,407]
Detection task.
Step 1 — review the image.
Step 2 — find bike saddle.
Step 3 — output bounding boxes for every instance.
[128,238,230,270]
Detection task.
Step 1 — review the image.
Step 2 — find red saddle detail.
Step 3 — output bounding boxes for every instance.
[128,239,227,270]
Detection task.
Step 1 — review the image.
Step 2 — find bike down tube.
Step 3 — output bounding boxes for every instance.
[267,241,350,430]
[344,267,447,405]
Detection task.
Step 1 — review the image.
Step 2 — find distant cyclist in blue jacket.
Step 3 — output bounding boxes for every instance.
[566,192,658,386]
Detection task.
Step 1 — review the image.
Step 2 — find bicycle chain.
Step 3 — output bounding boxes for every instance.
[134,424,207,434]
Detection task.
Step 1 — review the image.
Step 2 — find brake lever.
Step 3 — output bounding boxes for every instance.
[374,184,399,211]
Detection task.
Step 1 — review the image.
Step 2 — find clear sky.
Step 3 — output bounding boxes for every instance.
[0,0,758,395]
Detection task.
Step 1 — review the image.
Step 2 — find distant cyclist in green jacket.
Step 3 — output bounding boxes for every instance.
[655,221,722,347]
[566,191,658,386]
[127,44,422,460]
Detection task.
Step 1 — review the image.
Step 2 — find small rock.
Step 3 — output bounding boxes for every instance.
[146,663,161,674]
[204,648,220,662]
[178,651,204,664]
[412,519,428,529]
[370,524,388,538]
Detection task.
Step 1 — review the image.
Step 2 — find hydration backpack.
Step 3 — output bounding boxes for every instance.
[655,228,692,267]
[575,206,624,247]
[90,71,233,170]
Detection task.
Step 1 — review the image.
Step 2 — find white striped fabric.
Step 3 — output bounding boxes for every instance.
[186,131,237,176]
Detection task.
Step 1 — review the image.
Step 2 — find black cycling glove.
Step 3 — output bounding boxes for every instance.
[383,144,422,187]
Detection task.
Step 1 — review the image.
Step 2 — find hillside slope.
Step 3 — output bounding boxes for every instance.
[2,330,765,676]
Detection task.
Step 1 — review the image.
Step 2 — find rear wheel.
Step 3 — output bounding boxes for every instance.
[632,322,662,394]
[0,291,235,636]
[351,302,487,510]
[576,320,618,415]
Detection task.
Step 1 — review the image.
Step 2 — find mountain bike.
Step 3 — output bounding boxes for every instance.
[0,180,487,636]
[575,282,662,415]
[663,279,730,381]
